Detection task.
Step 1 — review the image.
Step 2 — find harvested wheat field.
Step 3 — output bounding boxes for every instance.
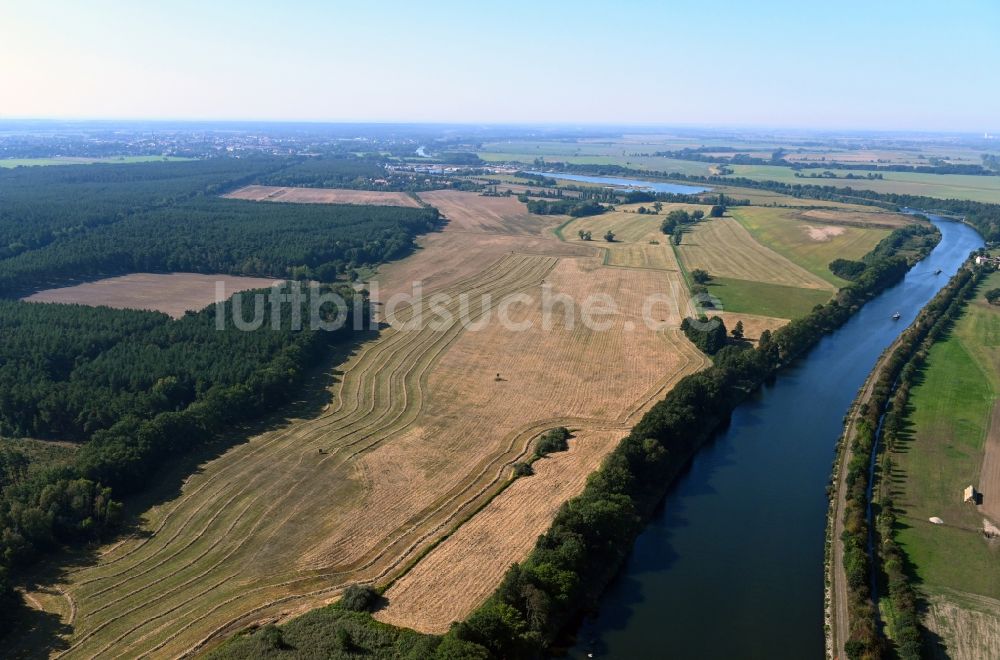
[375,428,622,632]
[20,192,709,657]
[417,190,546,234]
[372,191,593,301]
[604,242,678,270]
[924,590,1000,660]
[223,185,421,207]
[714,311,788,343]
[562,203,702,244]
[795,208,914,229]
[677,217,835,290]
[21,272,280,318]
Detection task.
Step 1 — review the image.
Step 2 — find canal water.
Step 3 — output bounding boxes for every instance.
[525,171,708,195]
[565,214,983,658]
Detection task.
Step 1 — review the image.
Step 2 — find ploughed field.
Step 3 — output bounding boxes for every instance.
[17,188,900,655]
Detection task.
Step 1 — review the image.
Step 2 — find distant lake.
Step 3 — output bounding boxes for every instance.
[525,171,708,195]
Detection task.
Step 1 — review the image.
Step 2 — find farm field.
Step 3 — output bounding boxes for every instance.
[21,272,281,318]
[416,190,543,234]
[223,185,421,207]
[706,184,900,210]
[374,428,624,633]
[706,277,832,319]
[676,216,834,290]
[559,203,703,243]
[725,164,1000,204]
[476,151,714,175]
[14,190,709,657]
[729,206,894,287]
[888,271,1000,658]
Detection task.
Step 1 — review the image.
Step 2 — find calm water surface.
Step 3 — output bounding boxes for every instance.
[568,216,983,659]
[525,171,707,195]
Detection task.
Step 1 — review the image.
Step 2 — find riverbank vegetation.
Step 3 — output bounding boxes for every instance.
[0,159,443,297]
[413,223,940,659]
[835,259,986,659]
[0,286,367,632]
[0,158,449,636]
[880,266,1000,657]
[523,161,1000,241]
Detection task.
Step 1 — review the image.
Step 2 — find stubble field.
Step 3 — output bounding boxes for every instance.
[18,190,709,656]
[223,185,421,207]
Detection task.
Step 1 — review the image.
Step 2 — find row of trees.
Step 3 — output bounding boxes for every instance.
[523,198,606,217]
[0,198,441,297]
[0,157,451,632]
[837,261,984,659]
[529,161,1000,243]
[0,286,368,629]
[659,208,707,235]
[438,223,942,659]
[0,158,444,297]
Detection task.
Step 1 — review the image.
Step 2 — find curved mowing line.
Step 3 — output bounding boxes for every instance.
[73,257,544,602]
[71,255,532,585]
[58,259,556,649]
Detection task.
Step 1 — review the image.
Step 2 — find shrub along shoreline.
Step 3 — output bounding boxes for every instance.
[832,258,986,659]
[211,221,941,660]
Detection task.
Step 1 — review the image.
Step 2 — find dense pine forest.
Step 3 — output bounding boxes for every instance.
[0,156,444,635]
[0,158,442,296]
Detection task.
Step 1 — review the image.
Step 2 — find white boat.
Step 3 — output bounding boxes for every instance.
[892,312,901,320]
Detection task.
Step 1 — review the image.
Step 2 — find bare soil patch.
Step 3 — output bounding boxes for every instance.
[678,218,833,290]
[802,224,846,241]
[22,273,280,319]
[978,401,1000,525]
[223,185,420,207]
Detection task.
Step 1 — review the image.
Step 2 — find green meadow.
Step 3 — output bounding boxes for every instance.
[891,271,1000,600]
[706,276,832,319]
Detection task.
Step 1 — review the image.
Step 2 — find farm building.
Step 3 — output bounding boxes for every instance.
[963,485,980,503]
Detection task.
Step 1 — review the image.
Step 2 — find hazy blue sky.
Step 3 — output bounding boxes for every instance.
[2,0,997,130]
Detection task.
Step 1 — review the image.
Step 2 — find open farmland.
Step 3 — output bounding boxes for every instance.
[676,216,834,290]
[374,428,624,633]
[222,185,421,207]
[416,190,543,234]
[705,277,832,320]
[729,206,894,286]
[21,272,280,318]
[604,242,678,270]
[560,203,703,243]
[725,164,1000,204]
[16,190,709,657]
[887,271,1000,658]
